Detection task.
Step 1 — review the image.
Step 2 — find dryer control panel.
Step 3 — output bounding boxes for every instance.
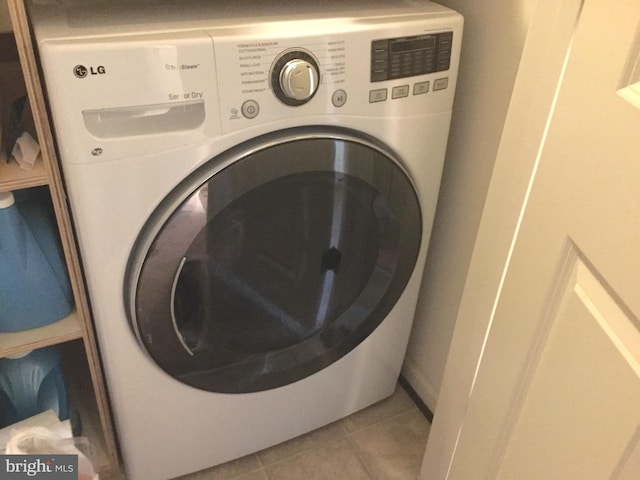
[211,14,462,134]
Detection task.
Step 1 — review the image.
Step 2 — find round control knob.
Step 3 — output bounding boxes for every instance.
[271,50,320,106]
[279,59,319,101]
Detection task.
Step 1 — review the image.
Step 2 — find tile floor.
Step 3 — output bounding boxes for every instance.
[102,383,430,480]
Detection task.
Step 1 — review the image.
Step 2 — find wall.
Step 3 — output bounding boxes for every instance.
[402,0,537,409]
[1,1,11,32]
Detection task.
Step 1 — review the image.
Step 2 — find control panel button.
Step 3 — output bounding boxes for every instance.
[413,81,430,95]
[371,39,390,82]
[436,32,454,71]
[241,100,260,119]
[433,77,449,91]
[332,89,347,107]
[369,89,388,103]
[392,85,410,99]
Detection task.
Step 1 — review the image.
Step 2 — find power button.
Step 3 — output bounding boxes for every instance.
[241,100,260,119]
[332,89,347,107]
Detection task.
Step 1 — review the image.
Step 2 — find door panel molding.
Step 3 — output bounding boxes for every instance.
[420,0,585,477]
[485,241,578,478]
[490,243,640,478]
[613,427,640,480]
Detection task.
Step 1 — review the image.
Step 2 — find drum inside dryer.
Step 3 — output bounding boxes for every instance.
[125,128,422,393]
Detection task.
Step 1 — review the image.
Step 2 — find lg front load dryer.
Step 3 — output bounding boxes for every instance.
[29,0,462,478]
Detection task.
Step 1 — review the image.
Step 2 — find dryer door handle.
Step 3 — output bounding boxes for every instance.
[170,256,195,356]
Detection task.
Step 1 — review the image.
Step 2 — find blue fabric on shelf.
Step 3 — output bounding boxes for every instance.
[0,187,73,332]
[0,346,70,428]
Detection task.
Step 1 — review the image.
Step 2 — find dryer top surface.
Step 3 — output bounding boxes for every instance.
[29,0,457,41]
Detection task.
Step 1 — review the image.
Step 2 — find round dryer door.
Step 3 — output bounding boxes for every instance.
[125,127,422,393]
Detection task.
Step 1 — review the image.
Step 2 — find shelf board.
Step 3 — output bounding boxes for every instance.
[0,310,84,358]
[0,154,48,191]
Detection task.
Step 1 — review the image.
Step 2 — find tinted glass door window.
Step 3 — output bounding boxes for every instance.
[126,129,421,393]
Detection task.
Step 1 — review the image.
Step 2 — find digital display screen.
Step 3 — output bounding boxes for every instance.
[389,36,436,54]
[370,32,452,82]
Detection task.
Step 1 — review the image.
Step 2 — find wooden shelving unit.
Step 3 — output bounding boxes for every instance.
[0,312,83,359]
[1,0,120,473]
[0,153,48,190]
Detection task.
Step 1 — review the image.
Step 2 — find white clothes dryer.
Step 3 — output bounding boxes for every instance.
[30,1,462,478]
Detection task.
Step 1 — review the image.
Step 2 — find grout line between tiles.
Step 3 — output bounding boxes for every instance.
[345,432,377,480]
[255,452,266,468]
[256,424,349,469]
[343,405,427,480]
[343,404,421,436]
[226,462,265,480]
[256,466,269,480]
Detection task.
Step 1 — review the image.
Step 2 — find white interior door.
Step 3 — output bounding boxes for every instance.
[421,0,640,478]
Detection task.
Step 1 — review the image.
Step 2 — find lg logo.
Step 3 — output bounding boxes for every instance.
[73,64,106,78]
[73,65,87,78]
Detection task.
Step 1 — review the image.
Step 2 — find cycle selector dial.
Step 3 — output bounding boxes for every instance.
[280,59,318,100]
[271,51,320,106]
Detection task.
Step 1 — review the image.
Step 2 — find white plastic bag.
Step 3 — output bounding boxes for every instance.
[5,426,98,480]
